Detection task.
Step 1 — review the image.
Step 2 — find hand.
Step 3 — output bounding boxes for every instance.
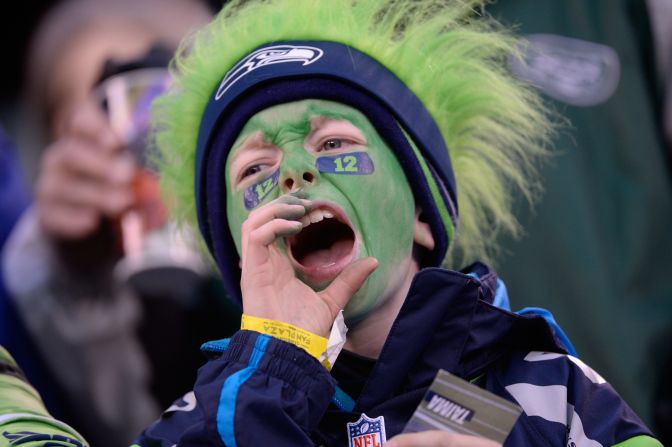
[36,99,135,240]
[240,195,378,337]
[386,431,501,447]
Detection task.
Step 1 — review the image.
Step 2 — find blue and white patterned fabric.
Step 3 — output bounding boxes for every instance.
[135,263,658,447]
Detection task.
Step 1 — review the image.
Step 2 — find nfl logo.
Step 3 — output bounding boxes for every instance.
[347,413,387,447]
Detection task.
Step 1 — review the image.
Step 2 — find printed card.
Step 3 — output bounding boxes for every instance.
[403,370,522,444]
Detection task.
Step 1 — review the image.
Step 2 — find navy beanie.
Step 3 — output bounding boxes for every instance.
[194,41,458,304]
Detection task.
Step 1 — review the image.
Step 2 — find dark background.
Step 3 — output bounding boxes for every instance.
[0,1,53,121]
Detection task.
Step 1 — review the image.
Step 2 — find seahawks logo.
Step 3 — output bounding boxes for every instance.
[215,45,324,100]
[3,430,84,446]
[164,391,197,413]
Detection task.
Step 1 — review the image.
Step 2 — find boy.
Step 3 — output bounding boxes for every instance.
[137,0,661,445]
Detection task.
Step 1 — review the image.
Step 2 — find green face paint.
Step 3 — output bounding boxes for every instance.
[226,99,416,323]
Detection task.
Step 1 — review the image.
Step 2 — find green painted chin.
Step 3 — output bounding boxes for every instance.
[225,99,419,321]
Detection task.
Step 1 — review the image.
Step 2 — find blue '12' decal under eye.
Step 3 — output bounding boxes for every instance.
[316,152,374,175]
[244,170,279,209]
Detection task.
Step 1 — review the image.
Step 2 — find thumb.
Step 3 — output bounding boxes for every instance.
[321,257,378,311]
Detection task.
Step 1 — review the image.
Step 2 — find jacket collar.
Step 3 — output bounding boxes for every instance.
[355,263,566,410]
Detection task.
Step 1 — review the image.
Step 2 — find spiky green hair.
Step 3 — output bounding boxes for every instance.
[154,0,553,268]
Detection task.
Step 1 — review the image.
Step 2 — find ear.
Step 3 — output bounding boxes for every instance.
[413,207,435,250]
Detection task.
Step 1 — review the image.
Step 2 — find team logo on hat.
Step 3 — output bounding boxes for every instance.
[216,45,324,100]
[347,413,387,447]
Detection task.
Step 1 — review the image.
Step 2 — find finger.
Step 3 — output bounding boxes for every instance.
[42,138,135,187]
[247,203,308,227]
[243,220,303,270]
[321,257,378,311]
[240,244,295,301]
[242,201,309,237]
[38,202,99,240]
[62,99,121,150]
[38,145,135,216]
[247,219,304,248]
[38,172,134,217]
[241,206,302,260]
[240,197,311,259]
[386,431,501,447]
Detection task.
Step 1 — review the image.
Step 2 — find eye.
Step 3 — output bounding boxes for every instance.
[322,139,344,151]
[309,119,367,154]
[240,164,265,180]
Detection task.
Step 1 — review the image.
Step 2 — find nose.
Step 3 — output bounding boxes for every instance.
[280,166,317,193]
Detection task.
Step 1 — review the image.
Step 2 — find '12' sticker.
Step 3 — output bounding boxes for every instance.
[244,170,279,209]
[316,152,374,175]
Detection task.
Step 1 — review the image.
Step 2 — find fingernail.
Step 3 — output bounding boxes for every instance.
[290,188,305,198]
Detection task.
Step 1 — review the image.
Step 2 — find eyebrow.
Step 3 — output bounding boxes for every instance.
[228,131,283,189]
[230,102,367,168]
[305,103,368,130]
[229,131,266,169]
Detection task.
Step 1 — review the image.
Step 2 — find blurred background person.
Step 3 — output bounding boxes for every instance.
[0,127,48,412]
[486,0,672,443]
[0,128,30,250]
[0,0,240,446]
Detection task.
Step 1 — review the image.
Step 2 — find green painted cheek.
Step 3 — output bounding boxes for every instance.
[343,161,415,321]
[226,182,247,256]
[323,128,416,321]
[223,115,302,254]
[224,143,314,255]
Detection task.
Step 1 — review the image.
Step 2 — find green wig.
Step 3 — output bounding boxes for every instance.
[154,0,553,270]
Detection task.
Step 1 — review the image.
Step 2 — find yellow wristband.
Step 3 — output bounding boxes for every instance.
[241,314,328,364]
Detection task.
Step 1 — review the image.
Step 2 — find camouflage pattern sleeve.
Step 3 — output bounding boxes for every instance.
[0,346,88,447]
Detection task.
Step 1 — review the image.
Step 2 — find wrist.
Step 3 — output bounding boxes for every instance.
[241,314,331,369]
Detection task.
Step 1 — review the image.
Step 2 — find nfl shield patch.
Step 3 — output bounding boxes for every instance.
[347,413,387,447]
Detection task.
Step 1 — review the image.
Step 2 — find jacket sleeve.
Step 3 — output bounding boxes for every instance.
[492,351,662,447]
[135,330,336,446]
[0,345,89,447]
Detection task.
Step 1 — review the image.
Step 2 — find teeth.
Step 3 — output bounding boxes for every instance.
[310,210,325,224]
[300,209,335,227]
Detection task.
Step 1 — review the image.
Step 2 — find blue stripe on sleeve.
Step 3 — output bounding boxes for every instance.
[332,386,355,412]
[217,334,271,447]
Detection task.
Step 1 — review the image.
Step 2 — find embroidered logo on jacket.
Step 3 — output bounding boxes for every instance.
[347,414,386,447]
[164,391,197,413]
[3,430,84,446]
[215,45,324,100]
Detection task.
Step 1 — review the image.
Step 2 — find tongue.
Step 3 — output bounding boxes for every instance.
[299,239,353,269]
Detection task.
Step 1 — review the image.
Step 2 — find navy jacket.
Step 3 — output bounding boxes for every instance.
[136,264,656,446]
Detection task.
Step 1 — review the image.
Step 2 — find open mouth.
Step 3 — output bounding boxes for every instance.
[285,203,357,284]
